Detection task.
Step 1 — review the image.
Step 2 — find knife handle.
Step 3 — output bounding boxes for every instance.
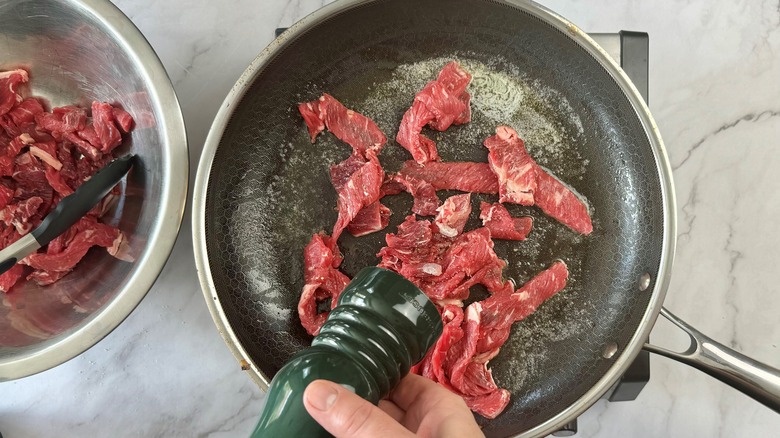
[31,155,136,246]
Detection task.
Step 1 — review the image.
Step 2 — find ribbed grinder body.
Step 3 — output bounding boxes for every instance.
[251,267,443,437]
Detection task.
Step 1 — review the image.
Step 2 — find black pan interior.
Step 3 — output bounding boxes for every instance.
[203,0,665,436]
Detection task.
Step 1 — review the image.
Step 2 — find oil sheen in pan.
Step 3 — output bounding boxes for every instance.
[356,55,597,385]
[234,54,596,393]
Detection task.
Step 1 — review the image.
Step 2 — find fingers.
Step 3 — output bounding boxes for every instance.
[378,399,405,422]
[390,373,467,411]
[303,380,414,438]
[390,374,484,437]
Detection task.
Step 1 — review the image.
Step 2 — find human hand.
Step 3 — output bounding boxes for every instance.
[303,373,485,438]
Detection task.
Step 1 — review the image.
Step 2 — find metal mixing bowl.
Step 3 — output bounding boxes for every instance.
[0,0,187,380]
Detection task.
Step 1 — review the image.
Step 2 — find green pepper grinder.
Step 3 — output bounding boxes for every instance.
[251,267,443,437]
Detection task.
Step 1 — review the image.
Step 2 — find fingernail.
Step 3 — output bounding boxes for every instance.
[307,381,338,411]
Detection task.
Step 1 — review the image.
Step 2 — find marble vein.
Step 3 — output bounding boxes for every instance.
[672,109,780,171]
[724,220,743,350]
[2,1,780,437]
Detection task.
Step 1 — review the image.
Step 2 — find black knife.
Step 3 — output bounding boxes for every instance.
[0,154,136,275]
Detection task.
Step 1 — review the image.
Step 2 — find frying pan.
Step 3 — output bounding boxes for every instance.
[192,0,780,436]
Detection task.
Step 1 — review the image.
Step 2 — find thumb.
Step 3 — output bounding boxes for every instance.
[303,380,414,438]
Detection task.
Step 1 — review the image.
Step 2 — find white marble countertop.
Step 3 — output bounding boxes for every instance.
[2,0,780,437]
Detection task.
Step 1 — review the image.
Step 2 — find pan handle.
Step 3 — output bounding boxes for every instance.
[643,307,780,413]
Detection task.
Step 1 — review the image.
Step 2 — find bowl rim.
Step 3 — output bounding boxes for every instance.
[0,0,188,381]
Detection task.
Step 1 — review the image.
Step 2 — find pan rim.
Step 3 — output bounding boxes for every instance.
[191,0,677,436]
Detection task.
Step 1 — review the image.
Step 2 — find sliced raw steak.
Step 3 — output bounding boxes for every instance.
[396,62,472,164]
[298,233,351,336]
[398,161,499,194]
[396,101,439,164]
[535,167,593,235]
[298,93,386,157]
[0,69,28,117]
[21,219,123,272]
[346,201,391,237]
[484,125,537,206]
[377,215,439,281]
[476,261,569,356]
[434,193,472,237]
[463,390,511,420]
[479,202,533,241]
[423,228,509,303]
[328,152,384,246]
[0,69,136,293]
[389,173,440,216]
[483,126,593,235]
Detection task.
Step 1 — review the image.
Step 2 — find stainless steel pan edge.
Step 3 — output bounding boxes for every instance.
[493,2,677,437]
[191,0,677,436]
[190,0,358,393]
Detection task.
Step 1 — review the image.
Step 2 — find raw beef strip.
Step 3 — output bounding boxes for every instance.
[461,361,499,395]
[112,108,134,133]
[396,101,439,164]
[35,105,88,139]
[30,144,62,170]
[379,217,509,304]
[483,126,593,235]
[32,216,134,275]
[6,98,44,128]
[390,173,440,216]
[463,390,511,420]
[328,152,384,245]
[434,193,472,237]
[0,69,28,116]
[398,161,499,194]
[453,92,471,126]
[298,93,386,157]
[21,220,122,272]
[64,131,102,161]
[0,183,14,210]
[476,261,569,356]
[423,228,509,302]
[429,263,568,418]
[535,168,593,235]
[479,202,533,241]
[27,269,70,286]
[429,305,465,385]
[13,152,54,213]
[447,302,481,394]
[435,61,472,95]
[0,263,25,293]
[45,217,87,255]
[412,306,463,383]
[422,62,471,130]
[91,102,123,153]
[412,307,509,419]
[45,167,73,196]
[377,215,439,280]
[396,62,472,164]
[441,303,510,418]
[484,126,537,206]
[298,100,325,140]
[0,196,43,234]
[379,174,406,197]
[329,153,367,192]
[346,201,391,237]
[298,233,351,335]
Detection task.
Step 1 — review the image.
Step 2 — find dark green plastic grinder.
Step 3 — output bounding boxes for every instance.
[251,267,444,437]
